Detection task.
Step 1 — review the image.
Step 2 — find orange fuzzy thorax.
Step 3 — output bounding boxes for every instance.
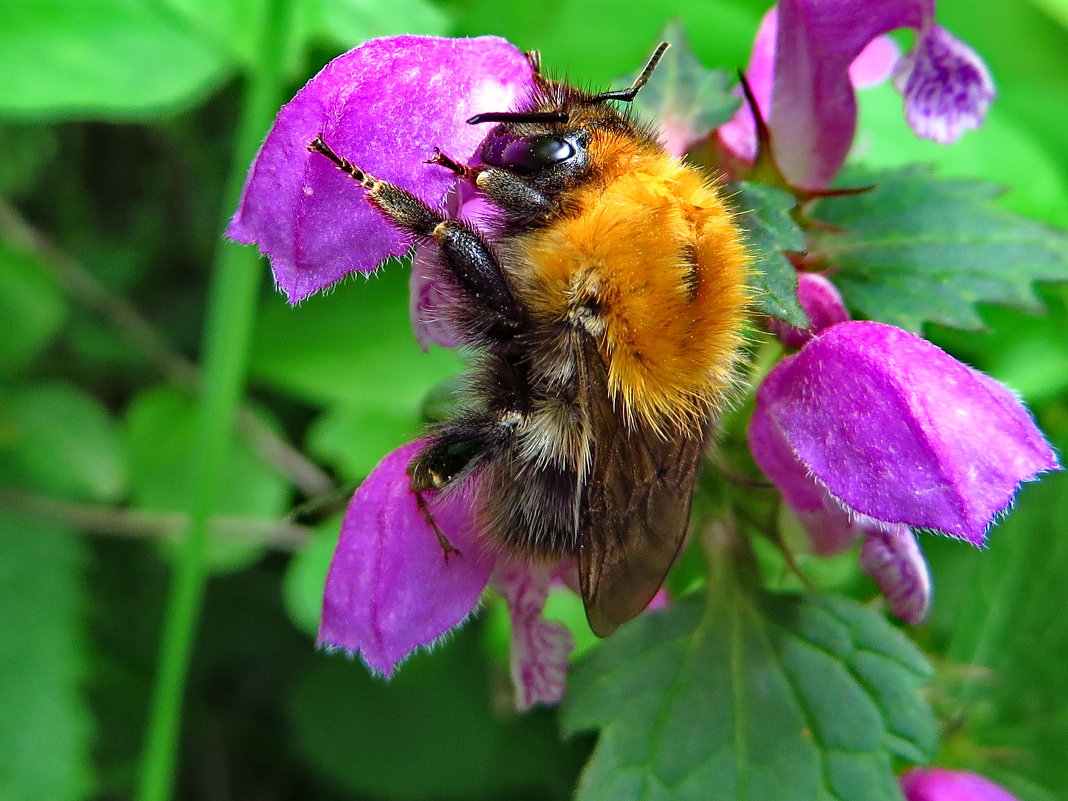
[513,129,750,433]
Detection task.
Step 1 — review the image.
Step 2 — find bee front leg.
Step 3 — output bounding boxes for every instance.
[413,489,463,562]
[424,149,554,220]
[309,135,521,328]
[470,167,555,221]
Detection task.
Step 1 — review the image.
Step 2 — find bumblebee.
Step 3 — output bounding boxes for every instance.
[310,43,749,635]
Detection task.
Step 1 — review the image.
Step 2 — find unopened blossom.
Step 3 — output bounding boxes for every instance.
[228,35,534,302]
[750,321,1059,544]
[719,0,995,188]
[859,522,931,624]
[750,321,1058,623]
[900,768,1021,801]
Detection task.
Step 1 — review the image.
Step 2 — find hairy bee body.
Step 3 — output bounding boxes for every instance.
[475,129,749,546]
[316,45,749,635]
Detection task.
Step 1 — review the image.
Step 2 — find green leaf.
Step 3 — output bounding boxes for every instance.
[300,0,449,46]
[856,83,1068,227]
[0,123,59,194]
[0,239,67,374]
[627,22,740,154]
[1029,0,1068,29]
[451,0,761,89]
[809,164,1068,332]
[729,183,808,327]
[250,264,463,409]
[123,385,290,571]
[562,591,936,801]
[0,381,126,501]
[0,513,93,801]
[0,0,229,118]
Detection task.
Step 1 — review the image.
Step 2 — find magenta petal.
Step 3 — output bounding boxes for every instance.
[228,35,534,303]
[859,523,931,624]
[493,560,574,711]
[770,0,929,188]
[751,321,1060,544]
[894,24,995,144]
[749,403,860,555]
[409,243,463,351]
[901,768,1020,801]
[408,187,495,350]
[318,440,495,676]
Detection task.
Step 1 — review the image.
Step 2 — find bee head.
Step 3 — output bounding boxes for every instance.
[466,42,669,183]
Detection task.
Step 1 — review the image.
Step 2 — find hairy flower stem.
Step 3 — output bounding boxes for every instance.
[699,511,762,603]
[136,2,295,799]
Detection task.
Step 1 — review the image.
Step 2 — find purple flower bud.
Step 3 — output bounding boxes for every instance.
[749,321,1060,545]
[228,36,534,303]
[720,0,993,188]
[858,522,931,624]
[768,272,850,348]
[893,24,995,144]
[493,560,574,711]
[318,440,495,676]
[900,768,1021,801]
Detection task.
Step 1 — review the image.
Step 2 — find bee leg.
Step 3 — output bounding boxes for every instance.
[471,168,555,219]
[413,490,462,562]
[408,419,504,562]
[408,420,495,492]
[310,135,521,326]
[526,50,542,76]
[425,147,469,178]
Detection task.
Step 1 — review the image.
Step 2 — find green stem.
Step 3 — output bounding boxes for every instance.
[136,3,294,799]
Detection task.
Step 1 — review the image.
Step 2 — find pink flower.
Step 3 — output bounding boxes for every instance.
[767,272,850,349]
[719,0,995,188]
[228,35,534,302]
[749,320,1059,622]
[318,441,494,677]
[319,441,577,708]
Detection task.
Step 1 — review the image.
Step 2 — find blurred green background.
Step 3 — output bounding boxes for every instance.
[0,0,1066,799]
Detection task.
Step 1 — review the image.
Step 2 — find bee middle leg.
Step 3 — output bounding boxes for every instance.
[470,168,555,221]
[408,416,514,560]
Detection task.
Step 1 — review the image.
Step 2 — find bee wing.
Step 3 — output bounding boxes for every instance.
[576,340,709,637]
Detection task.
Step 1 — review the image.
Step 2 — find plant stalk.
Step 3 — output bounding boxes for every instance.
[136,2,294,798]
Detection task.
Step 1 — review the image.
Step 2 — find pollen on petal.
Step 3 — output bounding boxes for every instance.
[318,440,495,676]
[894,24,995,144]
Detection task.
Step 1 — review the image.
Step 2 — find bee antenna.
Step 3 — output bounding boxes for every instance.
[466,111,570,125]
[590,41,670,103]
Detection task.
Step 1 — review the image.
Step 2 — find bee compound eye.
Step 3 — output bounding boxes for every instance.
[486,134,577,175]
